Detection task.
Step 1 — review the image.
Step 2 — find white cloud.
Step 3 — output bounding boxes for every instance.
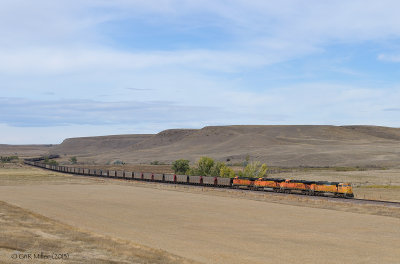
[100,0,400,42]
[1,0,400,143]
[378,54,400,62]
[0,48,276,75]
[2,82,399,127]
[1,80,399,143]
[1,0,400,75]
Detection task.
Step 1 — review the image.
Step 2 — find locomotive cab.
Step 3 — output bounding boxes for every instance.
[338,183,354,198]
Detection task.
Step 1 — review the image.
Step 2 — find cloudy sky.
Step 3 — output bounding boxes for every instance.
[1,0,399,144]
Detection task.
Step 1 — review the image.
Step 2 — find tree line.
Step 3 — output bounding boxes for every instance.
[172,157,268,178]
[0,156,19,162]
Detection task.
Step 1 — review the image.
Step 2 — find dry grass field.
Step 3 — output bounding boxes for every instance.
[0,164,400,263]
[0,144,53,158]
[0,165,196,264]
[0,201,197,264]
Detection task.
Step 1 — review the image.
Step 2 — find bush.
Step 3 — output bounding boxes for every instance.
[0,156,19,163]
[69,156,77,164]
[42,156,58,166]
[47,160,59,166]
[113,160,125,165]
[187,157,236,178]
[150,160,165,165]
[210,161,224,176]
[172,159,190,174]
[219,164,236,178]
[197,157,215,176]
[238,161,268,178]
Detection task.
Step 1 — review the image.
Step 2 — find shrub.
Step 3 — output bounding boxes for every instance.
[0,156,19,163]
[42,156,58,166]
[47,160,59,166]
[186,167,199,176]
[210,161,225,176]
[172,159,190,174]
[238,161,268,178]
[150,160,165,165]
[242,154,250,167]
[69,156,77,164]
[197,156,215,176]
[219,165,236,178]
[113,160,125,165]
[187,157,236,178]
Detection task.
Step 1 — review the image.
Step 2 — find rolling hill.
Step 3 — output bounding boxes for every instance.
[48,125,400,167]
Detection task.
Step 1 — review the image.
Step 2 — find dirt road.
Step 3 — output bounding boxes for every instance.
[1,181,399,264]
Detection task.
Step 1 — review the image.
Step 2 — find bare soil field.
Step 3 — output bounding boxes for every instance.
[0,165,400,263]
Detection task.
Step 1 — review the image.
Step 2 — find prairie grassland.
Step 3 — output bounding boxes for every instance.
[0,164,100,186]
[0,165,196,264]
[1,177,399,263]
[0,201,196,264]
[1,164,400,264]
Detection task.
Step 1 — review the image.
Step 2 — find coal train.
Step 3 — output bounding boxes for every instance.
[24,161,354,198]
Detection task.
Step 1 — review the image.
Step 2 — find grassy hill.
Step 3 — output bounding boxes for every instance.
[48,125,400,167]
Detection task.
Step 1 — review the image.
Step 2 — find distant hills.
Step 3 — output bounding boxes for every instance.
[45,125,400,167]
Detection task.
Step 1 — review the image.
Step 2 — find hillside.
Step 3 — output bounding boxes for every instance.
[49,125,400,167]
[0,144,54,158]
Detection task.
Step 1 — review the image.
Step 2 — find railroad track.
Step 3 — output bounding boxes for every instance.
[222,185,400,207]
[350,198,400,207]
[25,161,400,208]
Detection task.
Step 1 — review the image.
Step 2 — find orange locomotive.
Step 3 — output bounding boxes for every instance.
[233,177,354,198]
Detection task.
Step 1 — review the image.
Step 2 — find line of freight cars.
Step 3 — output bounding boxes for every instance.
[25,161,354,198]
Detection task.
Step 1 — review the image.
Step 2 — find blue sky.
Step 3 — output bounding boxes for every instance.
[1,0,399,144]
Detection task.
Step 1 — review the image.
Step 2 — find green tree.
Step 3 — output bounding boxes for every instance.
[172,159,190,174]
[239,161,268,178]
[48,160,59,166]
[186,167,199,176]
[0,156,19,163]
[219,164,236,178]
[197,156,215,176]
[186,157,236,178]
[210,161,225,176]
[69,156,77,164]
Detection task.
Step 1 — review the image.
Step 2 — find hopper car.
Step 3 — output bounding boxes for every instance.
[24,161,354,198]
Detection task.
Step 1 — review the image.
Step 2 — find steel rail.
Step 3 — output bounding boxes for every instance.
[24,161,400,207]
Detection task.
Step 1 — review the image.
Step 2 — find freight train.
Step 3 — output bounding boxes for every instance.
[24,161,354,198]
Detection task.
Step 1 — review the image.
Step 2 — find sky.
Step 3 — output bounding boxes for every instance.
[1,0,399,144]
